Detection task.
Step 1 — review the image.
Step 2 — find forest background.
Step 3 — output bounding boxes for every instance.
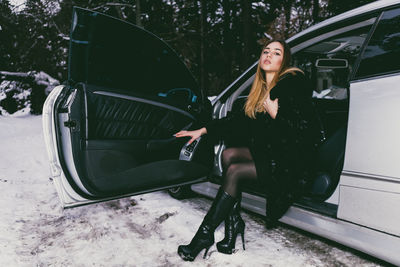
[0,0,376,115]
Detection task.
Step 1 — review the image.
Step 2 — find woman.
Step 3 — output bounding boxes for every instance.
[174,39,322,261]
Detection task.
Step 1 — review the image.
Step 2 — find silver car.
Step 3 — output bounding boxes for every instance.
[43,1,400,265]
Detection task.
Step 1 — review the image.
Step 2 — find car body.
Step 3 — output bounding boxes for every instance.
[42,1,400,265]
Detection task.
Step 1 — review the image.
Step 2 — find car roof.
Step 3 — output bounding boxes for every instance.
[288,0,400,42]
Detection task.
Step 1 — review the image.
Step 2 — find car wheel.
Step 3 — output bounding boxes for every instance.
[167,185,193,199]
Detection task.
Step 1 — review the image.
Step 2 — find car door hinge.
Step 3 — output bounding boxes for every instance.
[64,120,78,130]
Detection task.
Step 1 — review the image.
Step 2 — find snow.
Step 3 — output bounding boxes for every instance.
[32,71,60,95]
[9,0,25,12]
[0,115,383,266]
[0,80,31,115]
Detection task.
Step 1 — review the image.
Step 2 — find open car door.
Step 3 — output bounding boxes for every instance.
[43,7,213,207]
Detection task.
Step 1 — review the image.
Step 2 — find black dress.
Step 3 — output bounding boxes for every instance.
[205,71,323,224]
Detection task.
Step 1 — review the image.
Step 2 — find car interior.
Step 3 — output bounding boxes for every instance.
[56,82,214,198]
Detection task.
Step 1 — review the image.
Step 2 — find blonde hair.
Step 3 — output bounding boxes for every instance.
[244,40,303,118]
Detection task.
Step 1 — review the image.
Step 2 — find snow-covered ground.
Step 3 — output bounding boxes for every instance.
[0,114,385,266]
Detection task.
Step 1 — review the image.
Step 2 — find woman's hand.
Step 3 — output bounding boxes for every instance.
[263,94,279,119]
[174,127,207,144]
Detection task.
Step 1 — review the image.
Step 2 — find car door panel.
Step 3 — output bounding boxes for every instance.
[86,90,193,140]
[56,84,212,199]
[338,74,400,236]
[86,159,209,196]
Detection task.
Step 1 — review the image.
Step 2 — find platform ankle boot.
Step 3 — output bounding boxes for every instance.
[216,197,245,254]
[177,188,236,261]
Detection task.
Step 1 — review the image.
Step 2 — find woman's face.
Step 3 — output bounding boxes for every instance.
[259,42,284,73]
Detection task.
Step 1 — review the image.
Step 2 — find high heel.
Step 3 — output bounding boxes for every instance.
[177,224,214,261]
[240,231,245,250]
[216,201,246,254]
[177,188,236,261]
[203,245,211,259]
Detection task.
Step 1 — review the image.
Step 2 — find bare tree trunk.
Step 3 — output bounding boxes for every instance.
[241,0,251,69]
[136,0,142,27]
[200,0,206,93]
[284,0,292,38]
[312,0,320,24]
[222,0,232,85]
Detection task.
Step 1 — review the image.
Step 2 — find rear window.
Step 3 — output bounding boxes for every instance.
[292,23,374,100]
[355,7,400,79]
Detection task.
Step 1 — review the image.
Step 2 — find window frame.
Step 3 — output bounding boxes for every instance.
[352,5,400,81]
[291,17,378,86]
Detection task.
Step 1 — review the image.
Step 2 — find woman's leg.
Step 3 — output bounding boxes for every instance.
[216,147,256,254]
[178,187,237,261]
[221,147,257,198]
[177,147,256,261]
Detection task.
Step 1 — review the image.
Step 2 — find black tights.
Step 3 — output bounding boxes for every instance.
[221,147,257,198]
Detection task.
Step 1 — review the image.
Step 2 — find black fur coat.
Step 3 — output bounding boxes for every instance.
[205,71,323,225]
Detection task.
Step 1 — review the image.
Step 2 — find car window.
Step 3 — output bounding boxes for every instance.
[292,23,375,100]
[355,7,400,79]
[69,8,200,110]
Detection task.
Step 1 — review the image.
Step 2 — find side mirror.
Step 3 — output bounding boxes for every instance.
[315,58,348,69]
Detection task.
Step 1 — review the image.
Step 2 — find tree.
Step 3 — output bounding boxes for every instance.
[0,0,17,71]
[327,0,376,17]
[0,0,379,115]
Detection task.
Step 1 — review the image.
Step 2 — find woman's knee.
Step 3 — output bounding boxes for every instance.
[222,147,252,169]
[225,162,257,183]
[225,164,242,183]
[222,148,238,168]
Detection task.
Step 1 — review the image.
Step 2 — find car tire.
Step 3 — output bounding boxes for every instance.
[167,185,193,199]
